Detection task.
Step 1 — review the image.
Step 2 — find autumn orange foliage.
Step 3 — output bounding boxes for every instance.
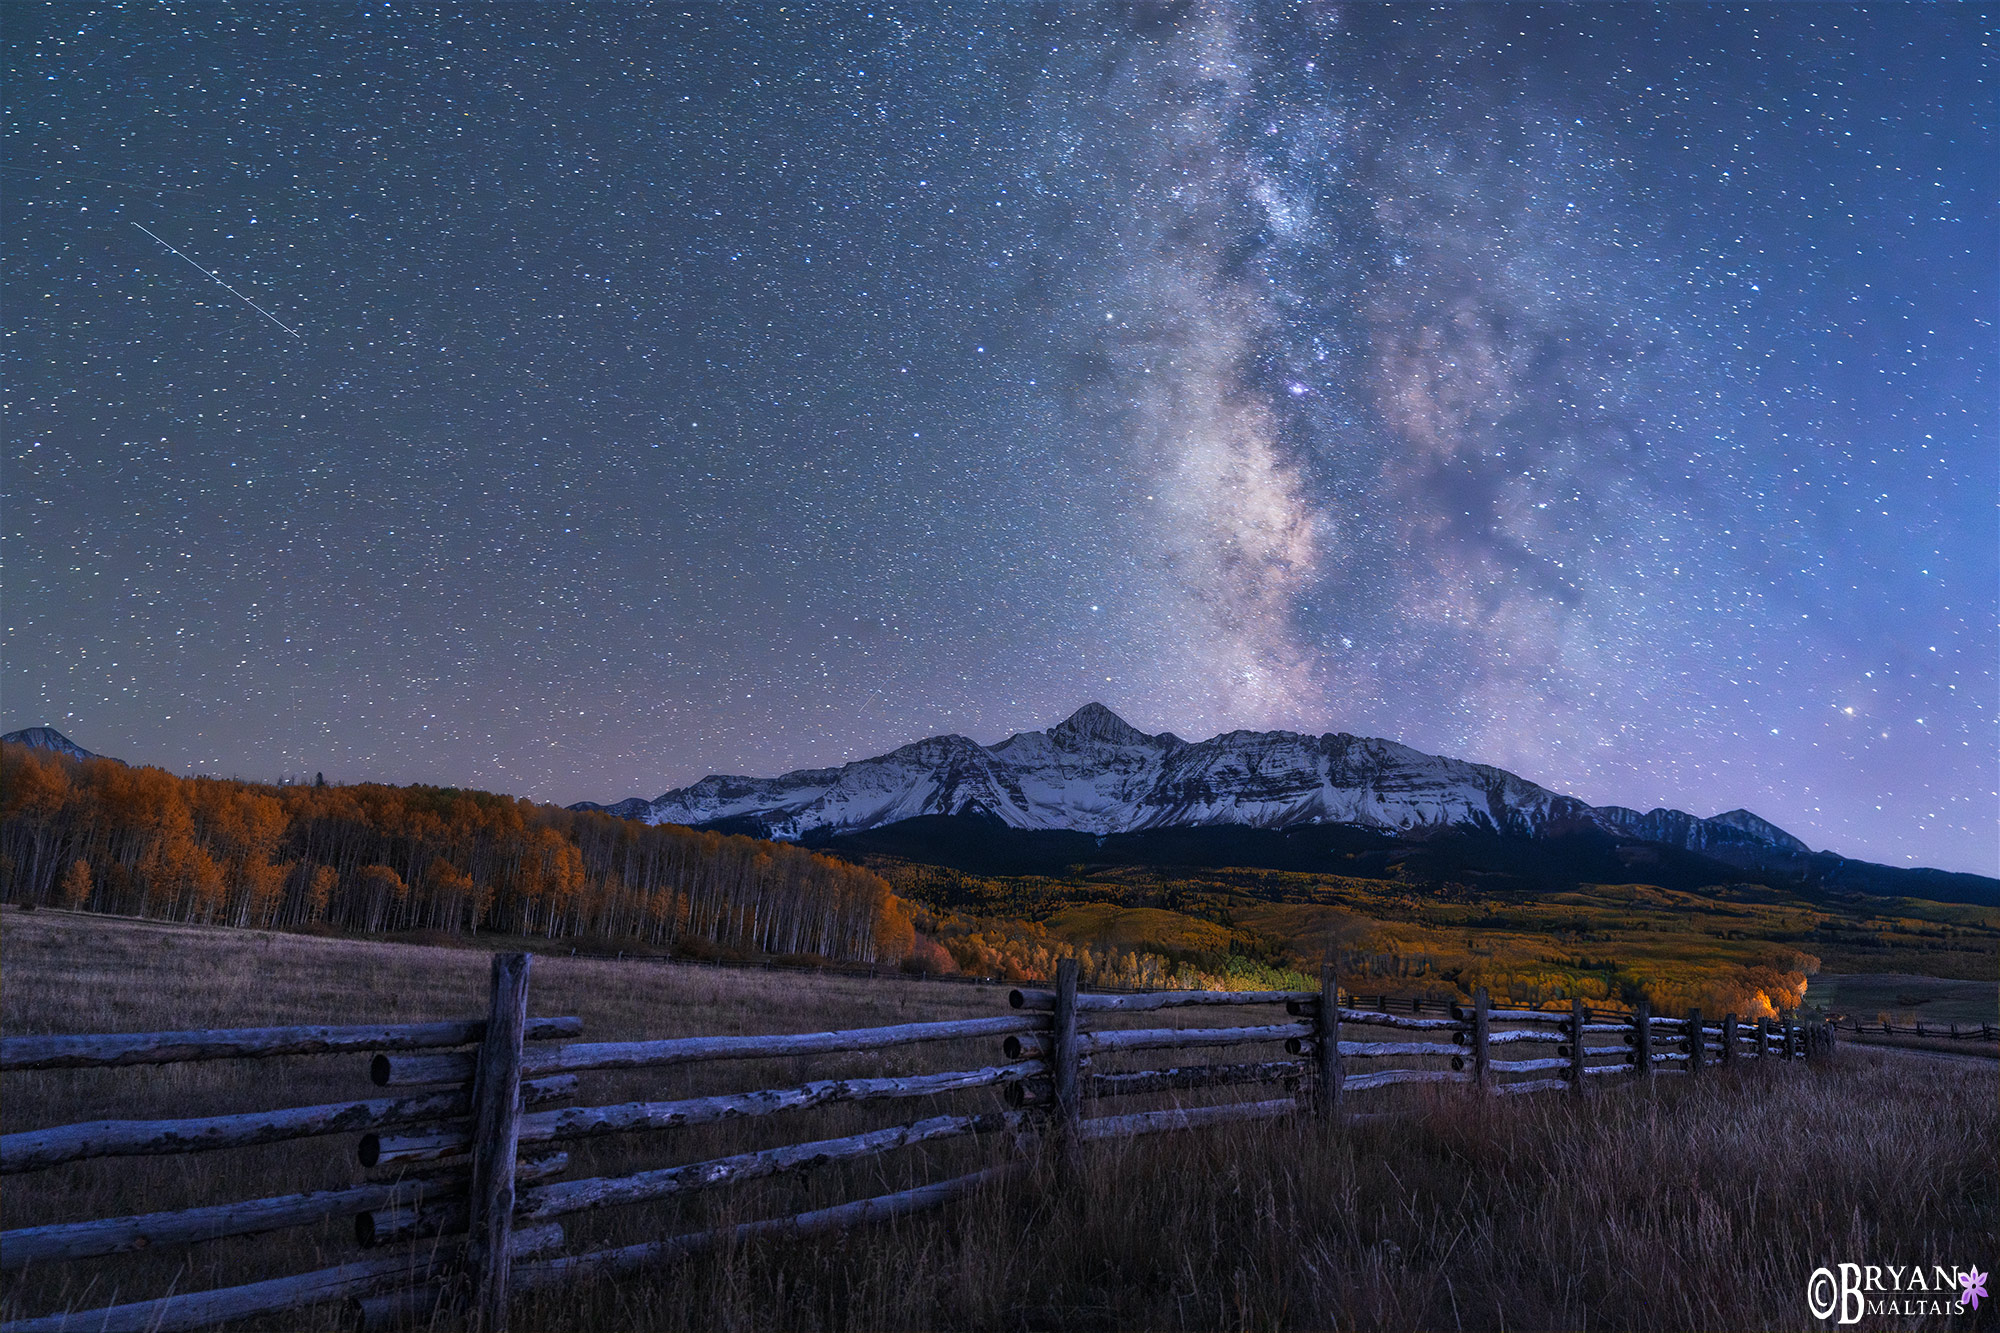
[0,744,910,964]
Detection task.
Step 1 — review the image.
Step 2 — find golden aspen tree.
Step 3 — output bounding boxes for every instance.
[60,858,92,909]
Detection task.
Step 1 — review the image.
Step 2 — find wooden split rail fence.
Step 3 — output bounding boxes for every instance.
[0,956,1827,1333]
[1826,1017,1998,1042]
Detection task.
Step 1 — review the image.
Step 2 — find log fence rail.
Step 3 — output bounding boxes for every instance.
[2,958,1829,1333]
[1824,1017,1998,1042]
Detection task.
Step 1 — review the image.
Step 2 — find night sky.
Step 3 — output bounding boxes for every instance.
[6,4,1994,875]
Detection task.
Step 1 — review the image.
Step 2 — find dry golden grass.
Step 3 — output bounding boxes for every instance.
[4,907,1994,1332]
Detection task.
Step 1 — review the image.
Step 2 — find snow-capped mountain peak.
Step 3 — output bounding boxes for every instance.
[1047,701,1172,750]
[1,726,104,762]
[585,705,1817,873]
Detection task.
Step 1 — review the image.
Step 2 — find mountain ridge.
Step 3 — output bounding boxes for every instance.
[576,703,1829,870]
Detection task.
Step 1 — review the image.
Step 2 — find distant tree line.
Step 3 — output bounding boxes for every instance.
[0,743,913,964]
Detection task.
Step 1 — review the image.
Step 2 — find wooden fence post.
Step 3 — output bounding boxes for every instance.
[470,952,531,1333]
[1634,999,1653,1083]
[1312,965,1342,1122]
[1568,998,1586,1093]
[1471,988,1491,1092]
[1721,1013,1737,1066]
[1687,1007,1703,1075]
[1050,958,1081,1175]
[1756,1016,1772,1061]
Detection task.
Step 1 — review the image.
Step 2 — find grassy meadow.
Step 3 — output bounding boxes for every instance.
[3,907,1995,1332]
[1806,973,1999,1028]
[886,857,2000,1023]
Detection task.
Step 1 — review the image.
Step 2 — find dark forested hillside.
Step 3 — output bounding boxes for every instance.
[0,743,912,964]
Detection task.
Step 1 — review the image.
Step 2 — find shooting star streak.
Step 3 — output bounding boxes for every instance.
[133,222,302,339]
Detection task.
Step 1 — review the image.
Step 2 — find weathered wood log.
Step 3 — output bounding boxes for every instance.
[347,1076,577,1168]
[0,1177,441,1269]
[356,1194,569,1254]
[1487,1057,1567,1074]
[1554,1044,1627,1058]
[1721,1013,1737,1066]
[511,1164,1016,1290]
[1687,1007,1704,1075]
[374,1013,1048,1086]
[1581,1062,1635,1077]
[1634,1000,1653,1082]
[1006,1061,1299,1108]
[1473,1006,1572,1027]
[1075,1097,1296,1141]
[1471,989,1492,1092]
[469,951,530,1333]
[366,1063,1042,1165]
[355,1197,465,1248]
[3,1087,471,1175]
[1008,1021,1311,1061]
[1756,1016,1774,1059]
[353,1149,576,1247]
[1569,998,1587,1094]
[1013,986,1311,1012]
[1048,959,1082,1178]
[361,1125,472,1169]
[1338,1067,1470,1092]
[1333,1010,1462,1032]
[1312,965,1341,1122]
[545,1061,1047,1144]
[515,1108,1025,1221]
[364,1149,570,1191]
[1449,1028,1559,1046]
[1285,1037,1451,1059]
[509,1222,566,1256]
[0,1017,580,1073]
[1494,1077,1568,1096]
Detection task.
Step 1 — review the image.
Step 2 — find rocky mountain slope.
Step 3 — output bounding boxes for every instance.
[1,726,107,762]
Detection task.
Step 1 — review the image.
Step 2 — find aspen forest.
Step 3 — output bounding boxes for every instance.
[0,742,914,963]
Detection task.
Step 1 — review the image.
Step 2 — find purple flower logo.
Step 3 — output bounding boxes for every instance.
[1961,1268,1988,1311]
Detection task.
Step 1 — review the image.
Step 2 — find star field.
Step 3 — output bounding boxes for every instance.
[5,4,1994,874]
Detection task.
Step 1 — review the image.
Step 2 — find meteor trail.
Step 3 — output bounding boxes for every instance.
[132,222,301,338]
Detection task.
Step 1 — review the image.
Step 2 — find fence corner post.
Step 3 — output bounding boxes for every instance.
[470,951,531,1333]
[1634,998,1653,1083]
[1313,965,1342,1122]
[1687,1006,1704,1075]
[1051,957,1081,1178]
[1471,987,1491,1092]
[1568,997,1586,1093]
